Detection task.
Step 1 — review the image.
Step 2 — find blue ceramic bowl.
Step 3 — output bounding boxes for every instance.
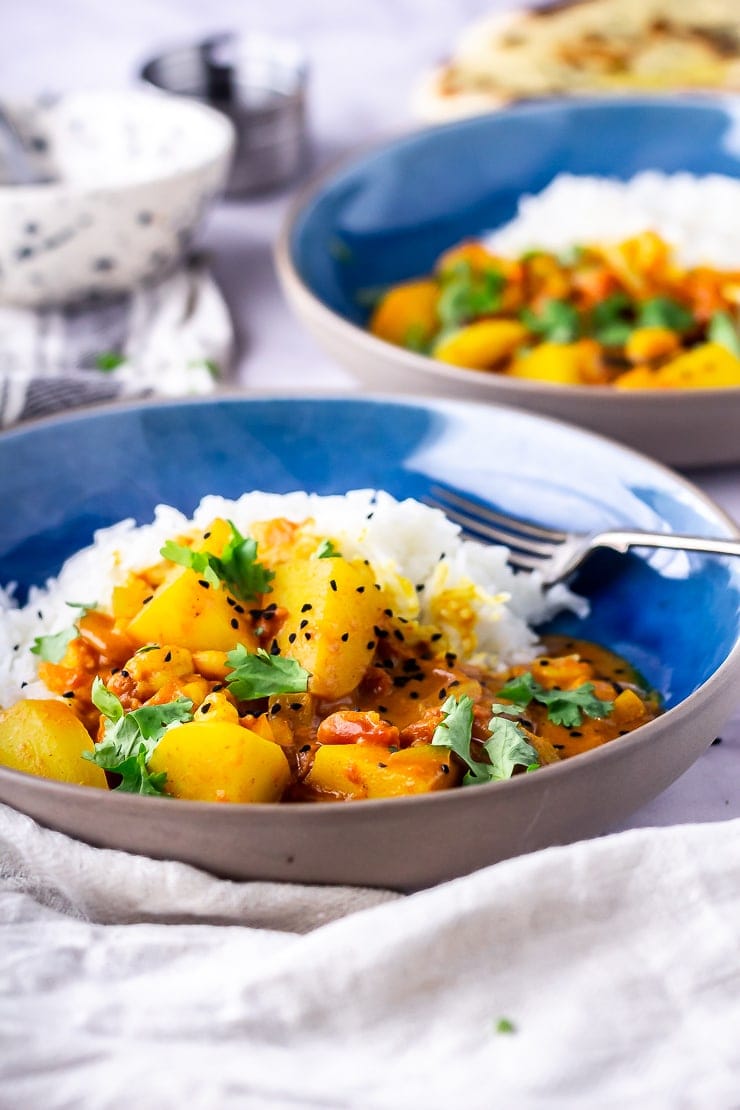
[1,395,739,888]
[277,97,740,467]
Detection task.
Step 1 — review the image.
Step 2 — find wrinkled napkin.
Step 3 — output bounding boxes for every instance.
[0,259,234,426]
[2,800,740,1108]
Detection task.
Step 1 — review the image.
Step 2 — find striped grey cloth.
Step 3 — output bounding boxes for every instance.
[0,258,234,426]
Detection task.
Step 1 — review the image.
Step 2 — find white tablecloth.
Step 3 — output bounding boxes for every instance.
[3,2,740,1105]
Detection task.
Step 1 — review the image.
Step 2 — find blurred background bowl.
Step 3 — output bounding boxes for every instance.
[277,96,740,468]
[0,88,234,307]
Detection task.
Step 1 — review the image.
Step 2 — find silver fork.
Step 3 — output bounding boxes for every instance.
[426,485,740,586]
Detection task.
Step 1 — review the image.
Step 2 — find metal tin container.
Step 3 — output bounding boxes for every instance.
[140,33,308,196]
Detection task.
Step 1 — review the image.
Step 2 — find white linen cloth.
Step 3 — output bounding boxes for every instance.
[2,800,740,1108]
[0,258,233,426]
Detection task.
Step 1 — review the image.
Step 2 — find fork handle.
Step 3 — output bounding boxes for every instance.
[595,530,740,559]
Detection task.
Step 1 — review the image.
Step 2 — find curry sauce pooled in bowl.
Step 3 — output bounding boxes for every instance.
[0,492,659,803]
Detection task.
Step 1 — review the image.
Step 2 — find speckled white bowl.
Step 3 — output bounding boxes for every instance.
[0,89,235,306]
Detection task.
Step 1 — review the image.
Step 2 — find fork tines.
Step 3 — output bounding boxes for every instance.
[425,485,566,570]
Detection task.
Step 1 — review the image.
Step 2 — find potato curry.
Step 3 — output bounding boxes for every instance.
[369,231,740,389]
[0,517,660,802]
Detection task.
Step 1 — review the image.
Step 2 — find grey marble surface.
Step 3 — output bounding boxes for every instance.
[3,0,740,830]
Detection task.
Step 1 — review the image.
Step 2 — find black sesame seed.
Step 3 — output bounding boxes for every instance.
[569,730,582,738]
[290,703,303,712]
[265,603,278,612]
[200,703,211,714]
[62,691,75,699]
[230,618,239,629]
[383,608,393,617]
[288,632,297,644]
[271,703,282,715]
[301,603,312,612]
[164,651,172,662]
[227,596,236,607]
[438,688,448,699]
[143,595,153,605]
[430,632,443,642]
[329,579,338,592]
[304,632,312,641]
[341,632,349,642]
[234,604,245,614]
[356,586,365,593]
[203,530,211,538]
[198,579,210,589]
[299,619,309,630]
[393,630,405,642]
[367,640,376,650]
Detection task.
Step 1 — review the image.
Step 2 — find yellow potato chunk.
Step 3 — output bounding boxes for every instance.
[369,280,440,347]
[126,518,258,653]
[624,326,680,364]
[149,720,290,803]
[305,742,459,800]
[0,699,107,788]
[271,557,384,699]
[434,320,528,370]
[508,341,592,384]
[653,343,740,388]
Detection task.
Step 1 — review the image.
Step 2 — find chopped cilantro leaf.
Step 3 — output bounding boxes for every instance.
[161,521,273,602]
[637,297,694,333]
[85,677,192,795]
[438,262,505,329]
[30,626,77,663]
[496,671,613,728]
[315,539,342,559]
[520,299,580,343]
[708,311,740,357]
[403,322,431,354]
[495,1018,517,1034]
[226,646,310,701]
[431,695,538,786]
[591,292,635,347]
[94,351,126,372]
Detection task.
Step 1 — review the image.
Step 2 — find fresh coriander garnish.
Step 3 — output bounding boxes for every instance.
[30,626,77,663]
[315,539,342,559]
[161,521,274,602]
[708,310,740,357]
[590,292,634,347]
[431,694,539,786]
[438,262,505,329]
[94,351,126,372]
[496,670,613,729]
[637,296,694,333]
[520,299,580,343]
[226,646,310,701]
[403,322,431,354]
[84,677,193,795]
[494,1018,517,1034]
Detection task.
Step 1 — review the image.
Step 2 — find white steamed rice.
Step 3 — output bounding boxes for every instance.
[484,171,740,269]
[0,490,585,709]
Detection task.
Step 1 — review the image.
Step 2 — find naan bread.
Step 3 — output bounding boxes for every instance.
[413,0,740,121]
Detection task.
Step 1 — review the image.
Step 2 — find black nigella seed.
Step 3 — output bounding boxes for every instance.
[374,584,381,591]
[378,705,388,714]
[120,670,129,678]
[299,619,309,630]
[143,595,153,605]
[290,703,302,712]
[300,744,311,753]
[440,764,450,774]
[62,691,75,699]
[288,632,297,644]
[445,652,457,665]
[234,604,245,614]
[200,703,211,714]
[356,586,365,593]
[20,681,28,688]
[569,730,582,738]
[271,703,282,715]
[378,762,387,768]
[415,583,425,592]
[392,676,410,688]
[226,596,236,607]
[265,602,278,612]
[12,644,19,652]
[198,579,210,589]
[430,632,443,642]
[438,688,448,699]
[270,640,281,655]
[329,579,337,592]
[164,651,172,662]
[212,683,223,692]
[399,617,408,624]
[553,743,565,750]
[383,608,393,617]
[539,659,550,667]
[367,640,376,650]
[203,530,211,538]
[301,603,312,613]
[304,632,312,641]
[341,632,349,642]
[230,618,239,629]
[403,659,420,673]
[393,630,405,642]
[110,667,120,675]
[448,679,460,688]
[409,691,419,700]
